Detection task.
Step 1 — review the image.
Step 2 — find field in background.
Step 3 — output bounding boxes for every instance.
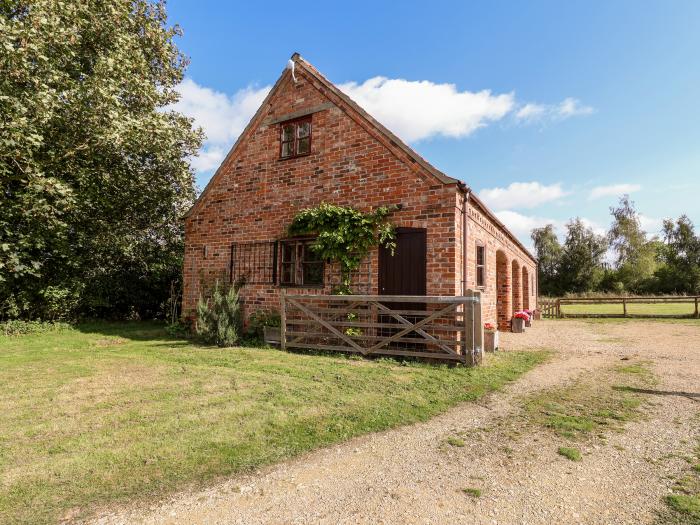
[560,302,695,316]
[540,296,700,319]
[0,322,546,525]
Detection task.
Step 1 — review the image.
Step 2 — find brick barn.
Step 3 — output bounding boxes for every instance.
[183,54,537,331]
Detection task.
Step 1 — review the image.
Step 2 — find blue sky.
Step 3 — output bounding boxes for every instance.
[168,0,700,249]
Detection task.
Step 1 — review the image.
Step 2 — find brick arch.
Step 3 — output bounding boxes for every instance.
[496,250,511,330]
[511,259,522,313]
[522,266,530,310]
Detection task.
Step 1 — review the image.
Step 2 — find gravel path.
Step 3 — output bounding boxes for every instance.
[92,320,700,525]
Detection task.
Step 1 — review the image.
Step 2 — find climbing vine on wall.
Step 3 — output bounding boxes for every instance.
[287,203,398,293]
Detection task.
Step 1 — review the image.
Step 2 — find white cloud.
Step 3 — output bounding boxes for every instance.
[639,214,662,236]
[171,75,591,180]
[515,103,546,120]
[516,97,594,123]
[495,210,562,250]
[479,182,569,211]
[588,183,642,200]
[338,77,515,142]
[578,217,607,236]
[169,78,271,176]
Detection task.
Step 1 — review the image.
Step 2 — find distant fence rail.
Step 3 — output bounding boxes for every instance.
[280,291,483,364]
[538,296,700,319]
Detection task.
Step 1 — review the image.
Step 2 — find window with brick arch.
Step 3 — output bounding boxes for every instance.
[280,117,311,159]
[475,243,486,288]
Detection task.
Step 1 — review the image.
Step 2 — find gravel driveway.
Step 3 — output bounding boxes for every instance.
[92,320,700,525]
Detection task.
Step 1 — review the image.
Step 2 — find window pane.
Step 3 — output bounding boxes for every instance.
[476,245,484,265]
[477,267,484,287]
[302,262,323,285]
[297,136,310,155]
[281,124,295,142]
[281,263,294,284]
[281,141,294,158]
[282,243,295,262]
[297,121,310,138]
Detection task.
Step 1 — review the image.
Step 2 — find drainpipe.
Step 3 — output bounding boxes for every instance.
[461,189,471,296]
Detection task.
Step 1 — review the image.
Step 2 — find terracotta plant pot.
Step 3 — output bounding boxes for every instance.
[484,330,499,352]
[533,309,542,320]
[263,325,281,345]
[511,317,525,333]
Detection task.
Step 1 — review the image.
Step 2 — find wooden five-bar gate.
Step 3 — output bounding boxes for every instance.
[280,291,483,365]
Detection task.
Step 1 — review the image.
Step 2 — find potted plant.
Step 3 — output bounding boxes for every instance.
[511,311,529,333]
[484,322,499,352]
[524,309,533,327]
[248,310,282,346]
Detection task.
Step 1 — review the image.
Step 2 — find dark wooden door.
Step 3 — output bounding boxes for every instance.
[378,228,427,349]
[378,228,427,296]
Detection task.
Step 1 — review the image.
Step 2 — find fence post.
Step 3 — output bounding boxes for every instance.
[695,296,699,319]
[556,299,561,318]
[463,292,474,366]
[623,298,627,317]
[473,290,483,364]
[280,288,287,350]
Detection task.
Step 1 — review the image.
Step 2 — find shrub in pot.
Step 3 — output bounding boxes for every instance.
[511,311,529,333]
[484,322,499,352]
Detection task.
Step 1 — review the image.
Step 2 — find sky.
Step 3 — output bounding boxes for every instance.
[167,0,700,251]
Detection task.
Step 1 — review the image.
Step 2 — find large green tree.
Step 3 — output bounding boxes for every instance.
[558,218,608,294]
[654,215,700,294]
[606,195,659,292]
[1,0,202,319]
[531,224,563,296]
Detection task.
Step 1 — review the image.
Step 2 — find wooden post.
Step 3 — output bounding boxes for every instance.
[623,298,627,317]
[556,298,561,318]
[473,290,483,364]
[280,288,287,350]
[695,296,699,319]
[463,291,474,366]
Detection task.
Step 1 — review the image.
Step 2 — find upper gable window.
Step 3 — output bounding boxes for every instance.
[280,117,311,159]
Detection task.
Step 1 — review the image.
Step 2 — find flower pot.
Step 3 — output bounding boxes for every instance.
[263,325,281,345]
[511,317,525,333]
[533,309,541,320]
[525,318,532,328]
[484,330,499,352]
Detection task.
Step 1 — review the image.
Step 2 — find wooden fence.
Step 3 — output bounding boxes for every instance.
[538,296,700,319]
[280,291,483,364]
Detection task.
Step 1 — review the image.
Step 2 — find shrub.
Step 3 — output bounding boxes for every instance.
[246,310,281,338]
[195,280,242,347]
[1,320,72,337]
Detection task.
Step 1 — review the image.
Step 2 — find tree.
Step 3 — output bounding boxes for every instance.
[607,196,658,291]
[1,1,202,319]
[531,224,563,296]
[654,215,700,294]
[558,218,608,294]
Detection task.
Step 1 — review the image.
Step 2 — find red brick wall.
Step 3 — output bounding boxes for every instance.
[183,65,538,331]
[183,68,460,319]
[457,199,538,331]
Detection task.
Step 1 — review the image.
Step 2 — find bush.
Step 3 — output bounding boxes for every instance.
[195,280,242,347]
[246,310,281,338]
[1,320,72,337]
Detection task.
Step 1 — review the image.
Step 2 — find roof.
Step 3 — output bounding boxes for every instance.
[185,53,537,263]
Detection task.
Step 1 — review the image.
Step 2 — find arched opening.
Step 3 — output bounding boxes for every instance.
[496,250,511,330]
[511,259,522,313]
[522,266,530,310]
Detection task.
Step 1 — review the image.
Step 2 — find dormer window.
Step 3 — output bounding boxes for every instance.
[280,117,311,159]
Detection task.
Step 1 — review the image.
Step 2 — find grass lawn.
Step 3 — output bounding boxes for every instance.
[0,322,547,524]
[560,302,697,316]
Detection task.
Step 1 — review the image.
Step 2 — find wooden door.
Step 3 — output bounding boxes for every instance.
[378,228,427,349]
[378,228,427,296]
